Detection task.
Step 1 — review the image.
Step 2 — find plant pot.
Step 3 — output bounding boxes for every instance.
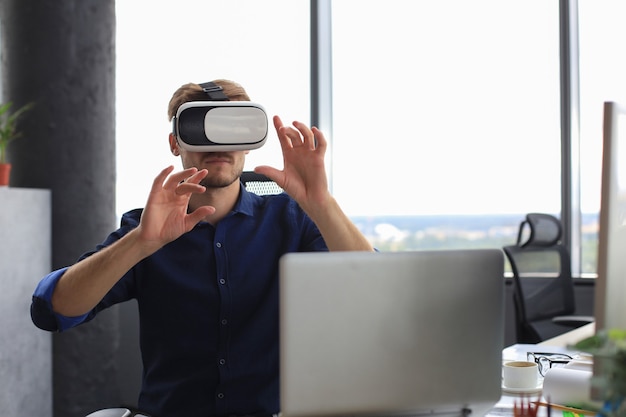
[0,163,11,186]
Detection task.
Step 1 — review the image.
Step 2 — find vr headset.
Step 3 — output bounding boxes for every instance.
[172,81,268,152]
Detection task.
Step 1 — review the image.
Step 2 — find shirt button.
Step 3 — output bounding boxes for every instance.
[217,392,225,399]
[221,319,228,325]
[219,358,226,365]
[219,278,226,285]
[216,242,222,248]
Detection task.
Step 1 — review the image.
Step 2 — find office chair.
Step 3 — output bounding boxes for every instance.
[85,408,148,417]
[241,171,283,195]
[86,408,148,417]
[503,213,594,344]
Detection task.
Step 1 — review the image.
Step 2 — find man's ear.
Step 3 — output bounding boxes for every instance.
[169,133,180,156]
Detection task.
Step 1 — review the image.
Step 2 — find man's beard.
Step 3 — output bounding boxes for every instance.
[199,167,243,189]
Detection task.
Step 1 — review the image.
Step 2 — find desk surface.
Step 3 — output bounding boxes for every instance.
[487,324,597,417]
[537,322,595,347]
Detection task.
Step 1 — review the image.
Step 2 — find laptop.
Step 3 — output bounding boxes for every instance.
[279,249,505,417]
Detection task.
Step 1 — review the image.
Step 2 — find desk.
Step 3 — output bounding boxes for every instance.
[538,323,595,347]
[486,325,597,417]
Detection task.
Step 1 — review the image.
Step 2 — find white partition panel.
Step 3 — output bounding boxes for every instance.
[0,188,52,417]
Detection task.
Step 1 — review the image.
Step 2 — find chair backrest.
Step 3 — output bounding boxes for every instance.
[516,212,562,248]
[503,213,576,342]
[240,171,283,196]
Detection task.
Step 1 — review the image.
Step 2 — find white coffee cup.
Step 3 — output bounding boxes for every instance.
[502,361,539,389]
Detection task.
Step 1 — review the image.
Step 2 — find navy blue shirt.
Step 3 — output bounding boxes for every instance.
[31,185,328,417]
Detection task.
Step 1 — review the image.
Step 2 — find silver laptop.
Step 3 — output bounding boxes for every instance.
[279,249,504,417]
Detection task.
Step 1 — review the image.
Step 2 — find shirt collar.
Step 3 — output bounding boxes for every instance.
[233,181,257,217]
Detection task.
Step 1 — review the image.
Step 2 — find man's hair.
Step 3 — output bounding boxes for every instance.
[167,79,251,121]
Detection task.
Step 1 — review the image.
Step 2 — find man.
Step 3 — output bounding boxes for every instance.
[31,79,373,417]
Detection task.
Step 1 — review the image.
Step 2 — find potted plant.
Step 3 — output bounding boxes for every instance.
[0,101,34,186]
[573,329,626,417]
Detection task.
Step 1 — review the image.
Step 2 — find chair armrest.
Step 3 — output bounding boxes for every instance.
[552,315,595,326]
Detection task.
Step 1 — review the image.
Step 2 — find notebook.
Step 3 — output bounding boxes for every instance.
[279,249,505,417]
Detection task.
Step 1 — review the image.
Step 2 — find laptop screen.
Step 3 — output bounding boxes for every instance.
[279,249,504,417]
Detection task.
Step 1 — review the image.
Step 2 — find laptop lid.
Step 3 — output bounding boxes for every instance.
[279,249,504,417]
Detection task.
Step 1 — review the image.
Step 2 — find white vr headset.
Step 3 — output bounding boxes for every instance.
[172,82,268,152]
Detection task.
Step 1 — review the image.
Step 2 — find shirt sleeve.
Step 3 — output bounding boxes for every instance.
[30,210,142,332]
[31,269,92,332]
[300,213,330,253]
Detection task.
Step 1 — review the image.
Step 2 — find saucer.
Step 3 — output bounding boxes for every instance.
[501,382,543,395]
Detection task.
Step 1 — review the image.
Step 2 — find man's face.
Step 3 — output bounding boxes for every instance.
[178,146,249,188]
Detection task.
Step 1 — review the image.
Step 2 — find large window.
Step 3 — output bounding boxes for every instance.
[116,1,624,276]
[331,1,562,253]
[578,0,626,274]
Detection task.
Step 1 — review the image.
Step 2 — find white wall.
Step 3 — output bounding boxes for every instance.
[0,188,52,417]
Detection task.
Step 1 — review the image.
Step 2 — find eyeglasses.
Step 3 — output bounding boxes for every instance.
[526,352,573,376]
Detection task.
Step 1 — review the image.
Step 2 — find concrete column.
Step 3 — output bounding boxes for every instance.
[0,1,120,417]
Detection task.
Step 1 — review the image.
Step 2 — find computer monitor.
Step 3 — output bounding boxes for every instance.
[594,101,626,330]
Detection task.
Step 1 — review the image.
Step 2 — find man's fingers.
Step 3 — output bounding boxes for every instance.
[312,127,327,153]
[174,182,206,196]
[273,115,284,131]
[162,167,208,190]
[186,169,209,183]
[152,166,176,190]
[292,121,316,150]
[186,206,216,225]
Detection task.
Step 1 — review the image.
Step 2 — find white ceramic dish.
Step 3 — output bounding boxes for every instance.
[501,381,543,395]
